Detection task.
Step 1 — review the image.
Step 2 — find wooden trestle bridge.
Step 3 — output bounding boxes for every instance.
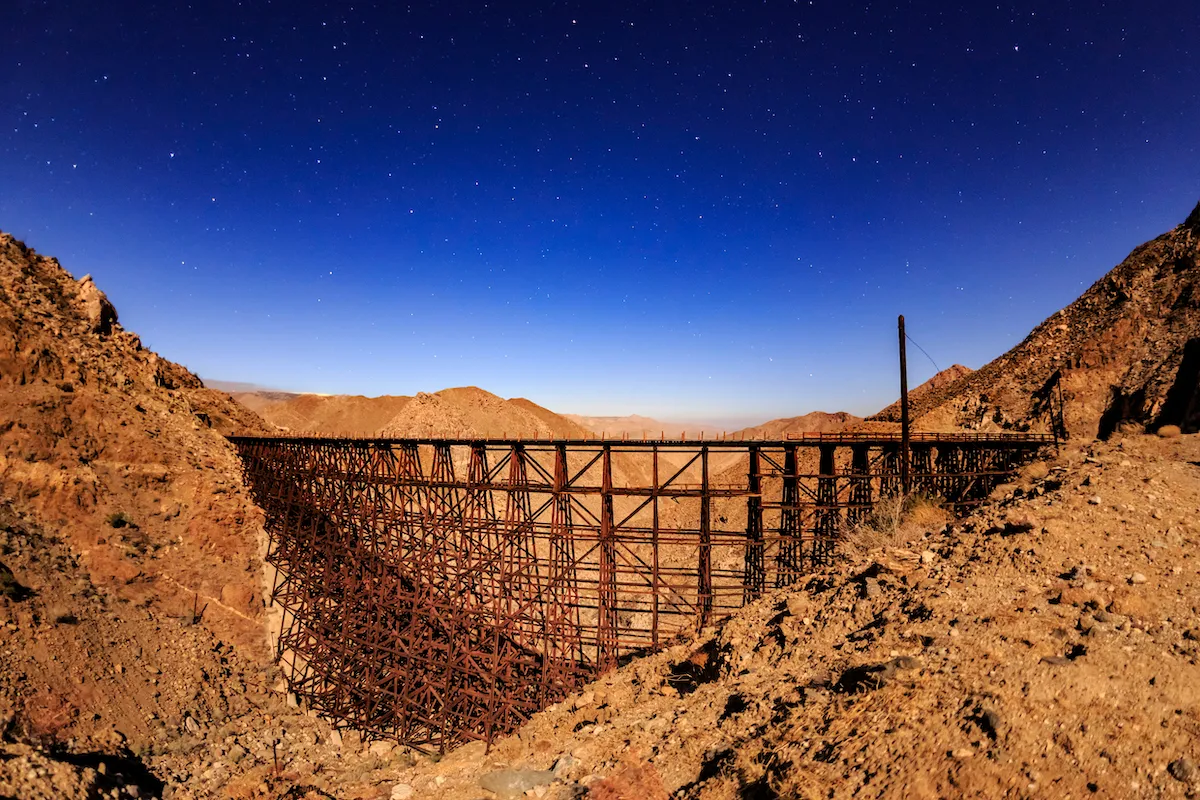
[230,431,1052,751]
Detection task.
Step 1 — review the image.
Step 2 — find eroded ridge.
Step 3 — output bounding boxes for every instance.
[229,433,1050,751]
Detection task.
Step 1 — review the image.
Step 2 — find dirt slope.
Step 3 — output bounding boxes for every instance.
[871,202,1200,438]
[0,495,413,800]
[0,232,275,761]
[872,364,973,422]
[225,390,301,415]
[509,397,596,439]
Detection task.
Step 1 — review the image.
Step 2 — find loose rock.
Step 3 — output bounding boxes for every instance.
[479,768,556,799]
[1168,758,1198,784]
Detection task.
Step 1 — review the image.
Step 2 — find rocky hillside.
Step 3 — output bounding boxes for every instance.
[733,410,862,438]
[872,202,1200,439]
[0,231,272,755]
[378,387,591,439]
[872,364,973,422]
[376,430,1200,799]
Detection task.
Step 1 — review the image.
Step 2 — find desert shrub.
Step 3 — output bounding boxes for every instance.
[840,492,951,557]
[119,528,152,556]
[1018,460,1049,485]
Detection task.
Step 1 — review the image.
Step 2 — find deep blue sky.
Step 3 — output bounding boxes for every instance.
[2,1,1197,423]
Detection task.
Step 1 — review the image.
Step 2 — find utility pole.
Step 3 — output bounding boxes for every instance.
[898,314,911,495]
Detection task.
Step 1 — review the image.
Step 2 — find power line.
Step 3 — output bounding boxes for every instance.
[905,332,941,375]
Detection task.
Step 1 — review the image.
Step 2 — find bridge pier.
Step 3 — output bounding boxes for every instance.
[847,443,873,528]
[743,446,765,602]
[545,444,583,704]
[597,445,617,673]
[814,444,839,566]
[911,444,934,496]
[776,444,802,587]
[698,446,713,629]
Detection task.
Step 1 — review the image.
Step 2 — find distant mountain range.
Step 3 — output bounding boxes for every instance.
[215,362,969,440]
[216,201,1200,442]
[224,389,886,440]
[562,414,707,439]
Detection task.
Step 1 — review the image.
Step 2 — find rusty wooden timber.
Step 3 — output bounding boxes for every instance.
[230,431,1052,751]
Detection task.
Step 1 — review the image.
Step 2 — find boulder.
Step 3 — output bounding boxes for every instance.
[76,275,118,335]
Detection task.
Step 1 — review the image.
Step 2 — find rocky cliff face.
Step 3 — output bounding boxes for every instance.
[884,203,1200,439]
[0,231,270,646]
[0,231,283,755]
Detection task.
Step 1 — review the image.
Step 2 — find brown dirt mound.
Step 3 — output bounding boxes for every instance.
[377,390,481,437]
[378,386,591,439]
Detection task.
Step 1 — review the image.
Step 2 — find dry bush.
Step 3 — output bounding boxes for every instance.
[840,493,952,558]
[1018,460,1049,486]
[905,494,953,531]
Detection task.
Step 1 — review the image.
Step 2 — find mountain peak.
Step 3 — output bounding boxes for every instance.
[1184,199,1200,236]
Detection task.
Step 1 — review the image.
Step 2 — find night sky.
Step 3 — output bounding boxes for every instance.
[2,1,1197,424]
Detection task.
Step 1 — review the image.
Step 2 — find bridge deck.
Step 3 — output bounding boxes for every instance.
[231,431,1055,447]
